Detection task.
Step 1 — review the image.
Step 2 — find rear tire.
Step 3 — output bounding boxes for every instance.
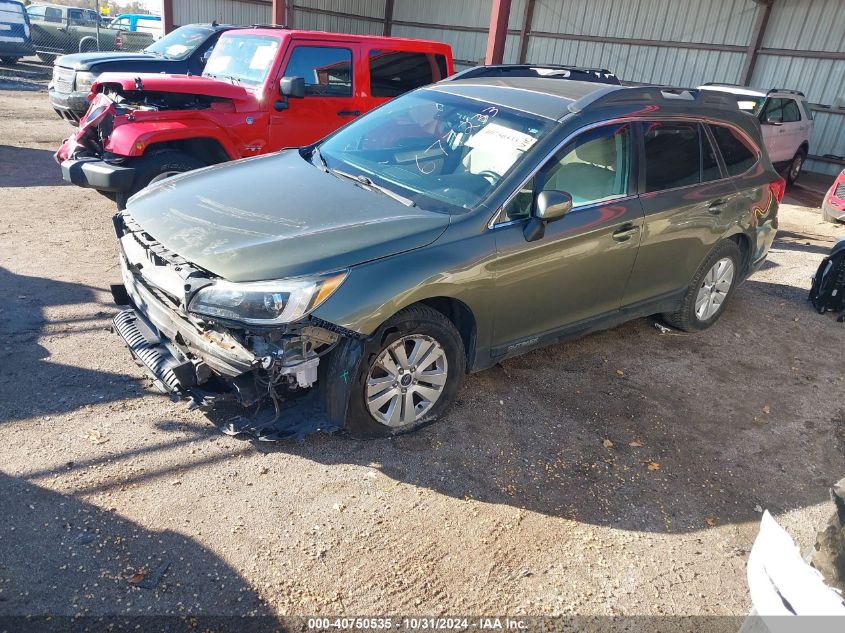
[327,305,466,439]
[786,149,806,185]
[0,56,20,65]
[662,240,742,332]
[37,53,56,64]
[116,150,205,210]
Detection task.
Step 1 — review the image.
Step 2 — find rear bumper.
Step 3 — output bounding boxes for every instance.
[48,89,88,122]
[60,157,136,192]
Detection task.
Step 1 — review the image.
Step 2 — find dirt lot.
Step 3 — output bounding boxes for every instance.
[2,61,845,626]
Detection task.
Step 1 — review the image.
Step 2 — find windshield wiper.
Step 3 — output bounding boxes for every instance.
[219,74,241,85]
[332,169,415,207]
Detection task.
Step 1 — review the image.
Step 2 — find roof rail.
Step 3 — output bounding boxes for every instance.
[768,88,806,97]
[701,81,748,88]
[577,85,739,112]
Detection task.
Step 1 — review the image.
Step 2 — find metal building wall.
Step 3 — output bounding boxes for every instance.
[293,0,384,35]
[749,0,845,174]
[172,0,271,27]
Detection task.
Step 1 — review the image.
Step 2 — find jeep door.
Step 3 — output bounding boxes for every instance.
[620,121,741,307]
[269,40,361,149]
[490,122,643,352]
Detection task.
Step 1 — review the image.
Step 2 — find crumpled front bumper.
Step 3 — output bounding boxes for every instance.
[823,198,845,222]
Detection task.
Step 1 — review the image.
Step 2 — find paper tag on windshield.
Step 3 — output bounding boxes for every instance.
[249,44,278,71]
[465,122,537,153]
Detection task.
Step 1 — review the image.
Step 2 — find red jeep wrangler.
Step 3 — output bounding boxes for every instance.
[56,27,453,208]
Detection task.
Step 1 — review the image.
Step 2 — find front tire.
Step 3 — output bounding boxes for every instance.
[116,149,205,210]
[0,56,20,65]
[332,305,466,439]
[663,240,742,332]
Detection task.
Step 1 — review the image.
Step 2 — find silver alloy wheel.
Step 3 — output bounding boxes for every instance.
[695,257,735,321]
[365,334,448,428]
[790,154,803,181]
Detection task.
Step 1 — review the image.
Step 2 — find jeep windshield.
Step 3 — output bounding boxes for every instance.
[316,90,555,213]
[144,25,212,60]
[202,33,280,87]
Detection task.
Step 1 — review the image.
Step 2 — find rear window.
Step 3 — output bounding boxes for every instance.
[642,121,716,192]
[368,50,448,97]
[709,124,757,177]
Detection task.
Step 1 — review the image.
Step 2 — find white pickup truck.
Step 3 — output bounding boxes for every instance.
[700,84,814,185]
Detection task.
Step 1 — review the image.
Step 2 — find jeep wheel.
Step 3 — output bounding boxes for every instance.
[0,56,20,65]
[663,240,741,332]
[786,149,806,185]
[332,305,466,439]
[116,150,205,210]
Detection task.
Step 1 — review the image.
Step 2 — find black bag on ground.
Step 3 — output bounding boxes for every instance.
[809,238,845,321]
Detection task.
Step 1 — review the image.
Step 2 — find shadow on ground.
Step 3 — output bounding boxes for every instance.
[0,146,67,188]
[0,472,278,629]
[0,267,141,422]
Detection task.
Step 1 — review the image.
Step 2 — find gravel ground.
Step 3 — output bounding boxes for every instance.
[1,62,845,625]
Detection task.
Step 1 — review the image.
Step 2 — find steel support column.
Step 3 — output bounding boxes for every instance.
[272,0,292,27]
[484,0,512,65]
[383,0,395,36]
[162,0,174,34]
[739,0,773,85]
[517,0,535,63]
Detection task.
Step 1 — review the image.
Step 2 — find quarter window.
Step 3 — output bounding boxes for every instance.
[43,6,62,22]
[642,121,704,192]
[503,123,632,221]
[709,124,757,177]
[368,50,448,97]
[284,46,352,97]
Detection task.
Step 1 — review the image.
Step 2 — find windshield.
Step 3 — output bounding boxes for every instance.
[317,90,554,213]
[202,34,279,87]
[144,25,211,60]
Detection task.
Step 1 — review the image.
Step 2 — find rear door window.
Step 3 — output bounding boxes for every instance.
[642,121,703,192]
[782,99,802,122]
[43,6,63,22]
[368,50,447,97]
[709,124,758,177]
[284,46,352,97]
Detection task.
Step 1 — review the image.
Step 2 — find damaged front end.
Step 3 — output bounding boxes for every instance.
[111,212,354,438]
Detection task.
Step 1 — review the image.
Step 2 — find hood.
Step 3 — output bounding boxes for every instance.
[57,52,158,70]
[125,151,451,282]
[92,72,251,102]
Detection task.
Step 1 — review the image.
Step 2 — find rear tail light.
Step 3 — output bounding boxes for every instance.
[770,176,786,203]
[115,33,123,50]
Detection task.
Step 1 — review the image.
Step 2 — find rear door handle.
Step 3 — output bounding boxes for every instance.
[337,110,360,117]
[612,225,640,242]
[708,198,728,214]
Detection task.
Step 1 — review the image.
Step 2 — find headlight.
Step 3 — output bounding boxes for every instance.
[74,71,96,93]
[188,272,347,325]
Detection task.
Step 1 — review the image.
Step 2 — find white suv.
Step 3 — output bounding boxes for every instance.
[699,84,813,184]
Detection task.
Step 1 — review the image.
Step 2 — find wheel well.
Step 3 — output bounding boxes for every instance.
[418,297,476,366]
[145,138,231,166]
[729,233,752,275]
[799,141,809,155]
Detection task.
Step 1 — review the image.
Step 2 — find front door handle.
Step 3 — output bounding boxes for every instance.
[337,110,360,117]
[612,225,639,242]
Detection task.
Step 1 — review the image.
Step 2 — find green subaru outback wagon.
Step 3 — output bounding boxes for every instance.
[111,75,783,438]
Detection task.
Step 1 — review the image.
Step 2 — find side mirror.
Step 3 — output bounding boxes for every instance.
[279,76,305,98]
[764,114,782,126]
[523,191,573,242]
[199,48,213,65]
[536,190,573,221]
